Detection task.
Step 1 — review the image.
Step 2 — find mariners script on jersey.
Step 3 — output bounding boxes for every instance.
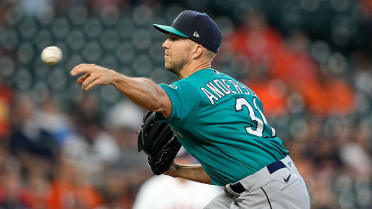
[156,68,289,186]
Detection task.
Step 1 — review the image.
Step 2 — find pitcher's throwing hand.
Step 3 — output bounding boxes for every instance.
[70,64,117,91]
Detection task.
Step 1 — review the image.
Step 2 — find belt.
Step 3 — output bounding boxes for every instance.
[229,160,287,194]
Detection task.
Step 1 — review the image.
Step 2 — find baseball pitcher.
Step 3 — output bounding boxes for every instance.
[71,10,310,209]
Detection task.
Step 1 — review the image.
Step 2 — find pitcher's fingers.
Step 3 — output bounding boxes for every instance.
[84,79,101,91]
[81,74,99,90]
[70,64,95,76]
[77,74,89,84]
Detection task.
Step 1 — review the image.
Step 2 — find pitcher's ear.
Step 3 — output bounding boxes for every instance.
[191,44,203,59]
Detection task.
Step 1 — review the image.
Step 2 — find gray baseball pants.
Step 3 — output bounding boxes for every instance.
[204,156,310,209]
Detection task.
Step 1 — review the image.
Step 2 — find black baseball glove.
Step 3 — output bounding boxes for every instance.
[137,111,181,175]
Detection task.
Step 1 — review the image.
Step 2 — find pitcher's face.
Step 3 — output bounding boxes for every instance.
[162,34,194,75]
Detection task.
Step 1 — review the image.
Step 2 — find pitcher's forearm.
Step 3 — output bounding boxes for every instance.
[166,164,212,184]
[111,72,171,117]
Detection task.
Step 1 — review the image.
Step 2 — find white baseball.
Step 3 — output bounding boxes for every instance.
[41,46,63,65]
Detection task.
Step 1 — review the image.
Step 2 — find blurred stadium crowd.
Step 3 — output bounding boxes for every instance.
[0,0,372,208]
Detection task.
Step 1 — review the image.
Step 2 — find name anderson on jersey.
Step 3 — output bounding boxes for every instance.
[200,79,256,105]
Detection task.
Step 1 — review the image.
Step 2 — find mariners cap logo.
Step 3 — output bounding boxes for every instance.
[193,31,199,38]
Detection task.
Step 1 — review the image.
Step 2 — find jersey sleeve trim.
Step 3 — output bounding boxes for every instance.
[155,81,201,125]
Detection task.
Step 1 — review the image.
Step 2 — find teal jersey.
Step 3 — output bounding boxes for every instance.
[157,68,289,186]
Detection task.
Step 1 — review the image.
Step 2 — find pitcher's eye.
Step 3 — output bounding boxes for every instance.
[169,36,178,41]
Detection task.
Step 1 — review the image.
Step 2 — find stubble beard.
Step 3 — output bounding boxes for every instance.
[165,58,187,77]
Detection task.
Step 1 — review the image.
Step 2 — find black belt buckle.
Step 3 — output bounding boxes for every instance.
[224,185,241,206]
[224,186,239,199]
[230,182,246,193]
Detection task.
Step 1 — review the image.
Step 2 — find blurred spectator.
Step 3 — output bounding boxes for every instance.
[100,101,150,208]
[104,100,148,174]
[35,96,75,144]
[9,94,59,181]
[339,122,371,177]
[246,76,289,116]
[104,100,146,170]
[63,94,120,183]
[228,10,282,72]
[46,156,103,209]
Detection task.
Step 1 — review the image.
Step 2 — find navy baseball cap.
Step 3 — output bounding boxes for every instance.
[153,10,222,53]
